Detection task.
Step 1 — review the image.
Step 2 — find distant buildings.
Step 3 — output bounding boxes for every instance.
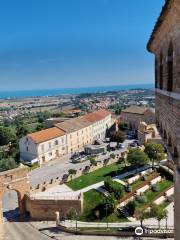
[120,106,155,131]
[19,109,112,164]
[147,0,180,238]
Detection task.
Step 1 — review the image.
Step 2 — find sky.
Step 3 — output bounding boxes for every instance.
[0,0,164,91]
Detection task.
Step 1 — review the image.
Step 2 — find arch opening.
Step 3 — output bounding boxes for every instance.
[2,190,21,221]
[174,146,179,158]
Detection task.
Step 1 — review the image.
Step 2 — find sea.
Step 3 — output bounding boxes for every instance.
[0,83,154,99]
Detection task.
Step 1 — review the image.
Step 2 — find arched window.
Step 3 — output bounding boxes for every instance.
[174,146,178,158]
[155,57,158,88]
[167,42,173,92]
[159,52,163,89]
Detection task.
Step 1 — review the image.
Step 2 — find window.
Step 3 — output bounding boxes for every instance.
[41,145,44,151]
[159,52,163,89]
[167,42,173,92]
[49,142,51,149]
[26,146,29,152]
[55,140,58,145]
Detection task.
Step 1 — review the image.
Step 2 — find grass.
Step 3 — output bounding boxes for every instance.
[79,190,128,223]
[66,163,127,190]
[135,179,173,212]
[130,172,158,190]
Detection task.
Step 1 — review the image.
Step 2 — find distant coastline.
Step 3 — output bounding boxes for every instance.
[0,83,154,99]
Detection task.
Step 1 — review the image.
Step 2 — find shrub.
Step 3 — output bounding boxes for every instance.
[151,184,160,192]
[136,195,147,204]
[125,185,132,193]
[142,175,148,181]
[110,153,115,159]
[66,208,77,220]
[104,177,124,199]
[126,200,137,215]
[90,158,97,166]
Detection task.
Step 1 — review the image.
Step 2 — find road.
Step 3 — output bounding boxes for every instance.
[1,222,50,240]
[29,140,133,187]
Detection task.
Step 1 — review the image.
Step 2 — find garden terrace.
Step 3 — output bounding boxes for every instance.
[79,190,128,222]
[134,180,173,215]
[119,174,161,206]
[66,163,136,190]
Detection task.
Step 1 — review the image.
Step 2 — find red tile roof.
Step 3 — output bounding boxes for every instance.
[28,127,65,144]
[82,109,111,123]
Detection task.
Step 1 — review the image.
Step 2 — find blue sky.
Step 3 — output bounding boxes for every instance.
[0,0,164,91]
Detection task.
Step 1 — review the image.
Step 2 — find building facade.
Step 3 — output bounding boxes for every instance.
[147,0,180,238]
[120,106,155,131]
[82,109,112,140]
[19,127,67,164]
[55,118,93,154]
[20,109,112,163]
[138,122,161,145]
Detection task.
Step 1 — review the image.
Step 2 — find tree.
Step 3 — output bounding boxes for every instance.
[104,177,124,199]
[156,209,168,229]
[137,211,147,227]
[126,201,137,215]
[90,158,97,166]
[145,143,166,168]
[127,148,149,170]
[110,130,126,143]
[0,158,17,172]
[66,208,77,220]
[102,194,117,215]
[68,169,77,180]
[150,204,168,228]
[16,123,30,138]
[0,127,16,146]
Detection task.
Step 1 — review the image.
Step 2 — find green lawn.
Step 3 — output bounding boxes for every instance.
[66,163,129,190]
[130,172,158,190]
[79,190,127,222]
[135,179,173,212]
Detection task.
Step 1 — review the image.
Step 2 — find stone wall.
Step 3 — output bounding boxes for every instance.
[26,195,83,220]
[31,154,121,193]
[0,166,30,223]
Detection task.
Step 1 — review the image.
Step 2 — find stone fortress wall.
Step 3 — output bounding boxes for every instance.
[147,0,180,239]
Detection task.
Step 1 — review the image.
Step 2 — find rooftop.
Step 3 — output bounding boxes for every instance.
[121,106,148,115]
[55,117,91,133]
[28,127,65,144]
[82,109,111,123]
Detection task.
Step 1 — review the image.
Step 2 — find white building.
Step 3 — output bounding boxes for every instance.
[19,109,112,164]
[19,127,66,164]
[82,109,112,140]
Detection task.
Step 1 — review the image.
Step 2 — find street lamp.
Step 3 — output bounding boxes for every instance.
[166,215,168,229]
[75,210,78,231]
[105,204,109,229]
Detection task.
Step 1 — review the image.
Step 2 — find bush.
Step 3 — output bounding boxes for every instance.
[90,158,97,166]
[126,201,137,215]
[151,184,160,192]
[66,208,77,220]
[104,177,124,199]
[142,175,148,181]
[136,195,147,204]
[110,153,115,159]
[125,185,132,193]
